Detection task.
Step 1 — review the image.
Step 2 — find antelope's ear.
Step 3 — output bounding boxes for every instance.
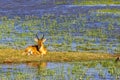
[34,38,38,42]
[42,39,46,42]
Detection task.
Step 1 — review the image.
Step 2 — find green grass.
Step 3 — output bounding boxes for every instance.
[74,0,120,5]
[97,9,120,14]
[0,60,119,80]
[0,48,117,63]
[0,13,120,53]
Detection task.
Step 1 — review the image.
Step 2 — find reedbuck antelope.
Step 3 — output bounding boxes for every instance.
[23,34,47,56]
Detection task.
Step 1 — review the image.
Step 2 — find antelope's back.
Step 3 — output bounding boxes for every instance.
[24,45,40,55]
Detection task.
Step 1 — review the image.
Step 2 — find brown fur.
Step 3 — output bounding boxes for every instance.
[22,34,47,56]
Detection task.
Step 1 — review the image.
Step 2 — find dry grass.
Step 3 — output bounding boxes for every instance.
[0,48,116,63]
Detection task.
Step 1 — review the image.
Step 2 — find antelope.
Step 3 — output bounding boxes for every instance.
[22,34,47,56]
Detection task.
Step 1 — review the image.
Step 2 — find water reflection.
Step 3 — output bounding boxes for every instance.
[26,61,48,76]
[26,61,47,68]
[0,61,119,80]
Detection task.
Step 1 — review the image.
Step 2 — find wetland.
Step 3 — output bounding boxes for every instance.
[0,0,120,80]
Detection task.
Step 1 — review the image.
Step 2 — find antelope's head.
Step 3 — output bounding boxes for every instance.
[34,34,46,49]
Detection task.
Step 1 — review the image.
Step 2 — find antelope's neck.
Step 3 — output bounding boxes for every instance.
[38,44,44,50]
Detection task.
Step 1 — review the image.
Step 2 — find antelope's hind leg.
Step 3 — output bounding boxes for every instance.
[35,51,41,55]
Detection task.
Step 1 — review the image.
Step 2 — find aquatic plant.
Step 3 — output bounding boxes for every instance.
[0,8,120,53]
[74,0,120,5]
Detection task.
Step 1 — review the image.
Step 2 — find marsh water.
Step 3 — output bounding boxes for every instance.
[0,0,120,53]
[0,61,120,80]
[0,0,120,80]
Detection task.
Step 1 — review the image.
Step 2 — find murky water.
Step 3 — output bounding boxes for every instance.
[0,61,119,80]
[0,0,120,53]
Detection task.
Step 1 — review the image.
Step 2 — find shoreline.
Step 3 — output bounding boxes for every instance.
[0,49,117,63]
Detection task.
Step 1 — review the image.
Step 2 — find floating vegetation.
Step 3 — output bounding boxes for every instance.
[0,12,120,53]
[0,61,119,80]
[0,1,120,54]
[97,9,120,15]
[74,0,120,5]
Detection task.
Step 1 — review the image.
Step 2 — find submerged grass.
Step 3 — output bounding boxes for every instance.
[97,9,120,14]
[0,60,119,80]
[0,48,116,63]
[0,13,120,53]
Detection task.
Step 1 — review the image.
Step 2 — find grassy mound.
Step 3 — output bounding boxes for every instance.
[0,48,117,63]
